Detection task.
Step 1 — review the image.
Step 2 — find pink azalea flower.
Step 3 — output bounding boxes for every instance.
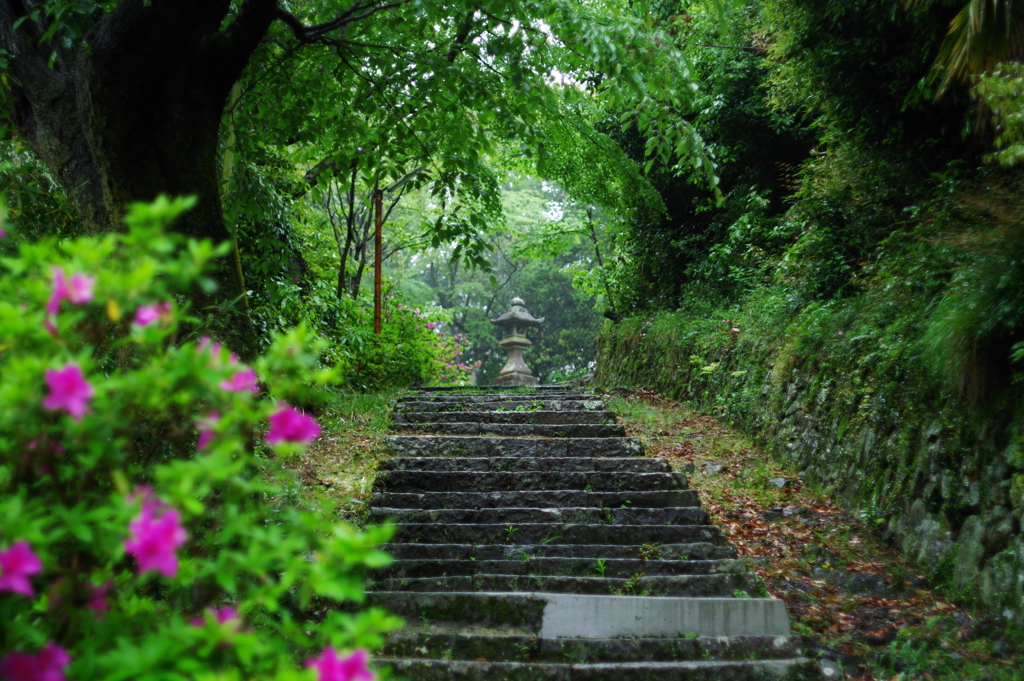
[0,643,70,681]
[306,648,374,681]
[195,412,220,451]
[42,364,94,422]
[47,267,94,315]
[124,494,186,578]
[88,581,112,616]
[266,405,320,445]
[0,227,6,237]
[133,301,171,327]
[190,605,239,627]
[219,368,259,394]
[127,486,166,517]
[0,541,43,597]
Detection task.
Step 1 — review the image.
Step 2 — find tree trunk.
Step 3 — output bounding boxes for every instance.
[1,0,279,357]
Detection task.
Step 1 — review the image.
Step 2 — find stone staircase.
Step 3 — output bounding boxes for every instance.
[368,387,832,680]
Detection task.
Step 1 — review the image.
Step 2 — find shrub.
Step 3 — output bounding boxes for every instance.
[0,197,397,680]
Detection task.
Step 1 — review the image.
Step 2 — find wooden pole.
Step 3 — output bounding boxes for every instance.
[373,189,383,335]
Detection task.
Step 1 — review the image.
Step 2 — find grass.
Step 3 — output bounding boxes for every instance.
[285,387,408,523]
[608,388,1024,681]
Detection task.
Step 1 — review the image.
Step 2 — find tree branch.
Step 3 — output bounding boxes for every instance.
[447,11,476,62]
[272,1,406,44]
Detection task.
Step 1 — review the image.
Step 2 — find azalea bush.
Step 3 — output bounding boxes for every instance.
[429,329,478,387]
[0,197,397,680]
[332,292,477,389]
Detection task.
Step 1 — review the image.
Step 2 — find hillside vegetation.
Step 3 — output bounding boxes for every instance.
[597,0,1024,628]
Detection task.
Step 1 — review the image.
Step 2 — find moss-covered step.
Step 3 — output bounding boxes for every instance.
[394,422,627,437]
[380,659,825,681]
[379,542,736,562]
[368,592,790,637]
[385,436,645,458]
[378,457,668,474]
[373,556,747,580]
[372,471,689,494]
[399,390,593,401]
[367,506,708,526]
[389,523,723,545]
[382,631,812,664]
[394,410,618,425]
[397,398,607,413]
[370,489,700,510]
[369,572,758,597]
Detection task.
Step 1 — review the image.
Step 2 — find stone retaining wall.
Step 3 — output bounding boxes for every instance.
[597,321,1024,622]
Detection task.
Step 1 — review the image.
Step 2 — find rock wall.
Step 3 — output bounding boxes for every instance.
[597,317,1024,621]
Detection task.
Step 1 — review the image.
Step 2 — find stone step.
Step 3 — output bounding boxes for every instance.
[369,572,758,597]
[368,506,708,526]
[402,390,593,402]
[379,457,670,474]
[381,658,824,681]
[379,543,736,562]
[371,489,701,510]
[390,523,723,545]
[397,399,607,413]
[372,471,689,494]
[395,411,617,425]
[385,436,645,459]
[375,557,746,579]
[395,423,626,438]
[382,631,810,664]
[367,592,792,637]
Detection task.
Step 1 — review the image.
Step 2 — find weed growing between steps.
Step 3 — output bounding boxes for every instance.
[608,389,1024,681]
[288,389,406,523]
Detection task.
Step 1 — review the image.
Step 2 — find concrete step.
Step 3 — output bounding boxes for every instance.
[371,489,701,510]
[385,436,645,458]
[395,411,617,425]
[379,457,668,474]
[395,423,627,437]
[372,471,689,494]
[367,592,792,637]
[397,398,607,413]
[390,523,723,545]
[375,557,746,579]
[382,631,811,663]
[369,572,758,597]
[379,543,737,562]
[368,506,708,526]
[381,658,824,681]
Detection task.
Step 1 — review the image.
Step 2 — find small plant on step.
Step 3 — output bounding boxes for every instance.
[595,559,608,577]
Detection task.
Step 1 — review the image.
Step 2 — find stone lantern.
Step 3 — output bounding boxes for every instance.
[490,297,544,386]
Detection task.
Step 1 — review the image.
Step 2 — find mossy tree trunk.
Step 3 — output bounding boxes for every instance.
[0,0,282,354]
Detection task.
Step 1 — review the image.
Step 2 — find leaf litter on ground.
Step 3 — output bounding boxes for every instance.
[606,388,1023,681]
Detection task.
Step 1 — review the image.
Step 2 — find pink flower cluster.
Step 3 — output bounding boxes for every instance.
[44,267,94,336]
[0,541,42,596]
[0,544,69,680]
[123,488,187,578]
[220,368,259,394]
[42,364,94,422]
[267,405,320,444]
[190,605,240,628]
[307,648,374,681]
[0,643,70,681]
[195,412,220,450]
[133,301,172,327]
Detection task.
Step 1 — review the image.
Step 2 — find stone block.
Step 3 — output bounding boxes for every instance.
[954,516,985,591]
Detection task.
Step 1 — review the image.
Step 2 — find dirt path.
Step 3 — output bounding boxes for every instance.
[607,388,1022,681]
